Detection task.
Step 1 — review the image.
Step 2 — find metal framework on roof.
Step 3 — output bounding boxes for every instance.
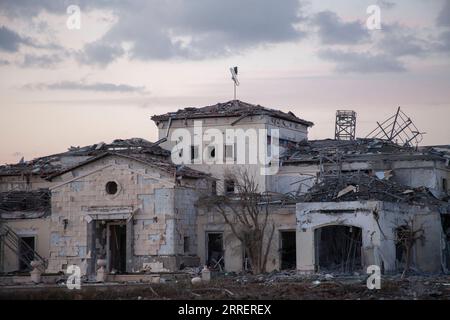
[365,107,424,147]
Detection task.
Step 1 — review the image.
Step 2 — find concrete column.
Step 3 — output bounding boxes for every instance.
[296,229,315,273]
[86,220,96,279]
[224,234,242,272]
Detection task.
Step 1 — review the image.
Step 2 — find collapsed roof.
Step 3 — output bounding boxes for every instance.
[151,100,314,127]
[282,138,449,164]
[0,138,210,180]
[48,151,212,180]
[298,172,449,211]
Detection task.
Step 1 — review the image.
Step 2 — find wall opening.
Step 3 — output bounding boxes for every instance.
[224,180,235,194]
[105,181,118,195]
[184,236,190,254]
[18,236,35,271]
[280,231,296,270]
[206,232,224,270]
[314,225,362,273]
[441,215,450,270]
[108,223,126,273]
[395,225,409,271]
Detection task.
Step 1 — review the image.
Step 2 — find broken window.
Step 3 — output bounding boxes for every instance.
[184,236,190,254]
[190,145,199,161]
[314,225,362,273]
[18,236,35,272]
[395,225,409,270]
[224,144,234,162]
[280,231,296,270]
[207,232,224,270]
[105,181,118,195]
[211,180,217,195]
[224,179,235,194]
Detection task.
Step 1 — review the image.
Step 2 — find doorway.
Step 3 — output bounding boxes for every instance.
[107,222,127,273]
[314,225,362,273]
[206,232,224,270]
[280,231,296,270]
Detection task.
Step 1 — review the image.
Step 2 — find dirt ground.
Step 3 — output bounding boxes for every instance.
[1,273,450,300]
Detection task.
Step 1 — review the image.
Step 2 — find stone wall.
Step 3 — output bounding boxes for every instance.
[296,201,443,274]
[47,155,206,275]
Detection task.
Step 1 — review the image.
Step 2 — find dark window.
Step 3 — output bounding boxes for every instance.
[443,178,448,192]
[105,181,118,195]
[225,179,235,194]
[184,236,189,253]
[224,144,234,161]
[211,181,217,195]
[19,236,35,271]
[191,145,198,161]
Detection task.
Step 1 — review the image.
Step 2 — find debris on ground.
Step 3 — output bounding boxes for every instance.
[1,272,449,300]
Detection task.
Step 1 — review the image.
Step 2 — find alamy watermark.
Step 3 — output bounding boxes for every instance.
[66,264,81,290]
[66,5,81,30]
[170,121,280,175]
[366,5,382,30]
[366,265,381,290]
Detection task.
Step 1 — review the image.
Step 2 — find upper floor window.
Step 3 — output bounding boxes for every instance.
[224,179,235,194]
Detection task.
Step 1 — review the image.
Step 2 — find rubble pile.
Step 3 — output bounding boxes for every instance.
[298,172,447,206]
[282,138,413,163]
[0,138,169,178]
[151,99,314,127]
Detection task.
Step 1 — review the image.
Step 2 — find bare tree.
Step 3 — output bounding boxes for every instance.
[200,170,275,274]
[395,218,425,279]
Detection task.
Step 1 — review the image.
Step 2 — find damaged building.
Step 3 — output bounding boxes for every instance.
[0,100,449,281]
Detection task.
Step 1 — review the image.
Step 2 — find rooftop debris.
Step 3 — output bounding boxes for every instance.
[151,99,314,127]
[282,138,448,164]
[297,172,449,208]
[0,138,171,179]
[48,151,212,180]
[0,189,50,214]
[365,107,424,147]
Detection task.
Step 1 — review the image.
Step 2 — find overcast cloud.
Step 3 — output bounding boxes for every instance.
[24,80,148,93]
[0,1,449,163]
[313,10,370,45]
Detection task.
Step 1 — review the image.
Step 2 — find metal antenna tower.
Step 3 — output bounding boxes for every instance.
[335,110,357,140]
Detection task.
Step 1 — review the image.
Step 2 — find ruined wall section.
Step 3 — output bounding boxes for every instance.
[173,186,203,266]
[197,204,297,272]
[47,155,186,274]
[296,201,443,274]
[0,175,52,192]
[157,115,309,194]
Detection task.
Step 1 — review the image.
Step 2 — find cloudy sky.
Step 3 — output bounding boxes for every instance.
[0,0,449,164]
